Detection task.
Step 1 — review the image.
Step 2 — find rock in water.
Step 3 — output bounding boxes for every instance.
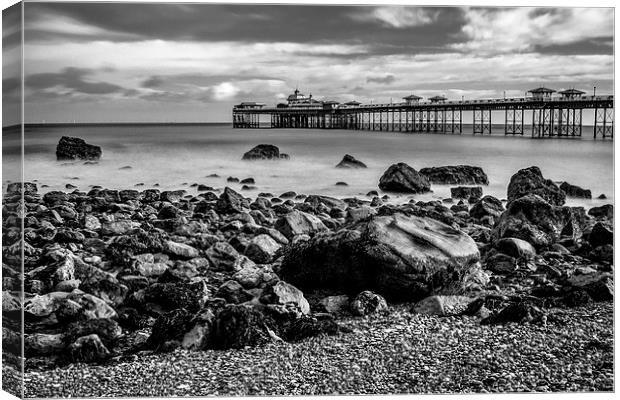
[336,154,367,169]
[242,144,287,160]
[56,136,102,160]
[470,195,504,220]
[451,186,483,201]
[280,213,480,301]
[378,163,431,194]
[560,181,592,199]
[507,166,565,206]
[419,165,489,185]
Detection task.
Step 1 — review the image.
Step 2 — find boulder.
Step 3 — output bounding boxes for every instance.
[164,240,200,259]
[56,136,102,160]
[319,295,350,314]
[74,263,128,306]
[215,280,254,304]
[589,222,613,248]
[495,237,536,259]
[215,187,249,214]
[335,154,367,169]
[145,309,194,351]
[275,210,328,240]
[144,280,210,312]
[507,166,565,206]
[413,295,474,316]
[470,195,504,221]
[242,144,287,160]
[6,182,38,194]
[244,234,281,264]
[567,272,613,301]
[493,194,586,248]
[260,281,310,315]
[25,333,66,356]
[67,334,111,363]
[419,165,489,185]
[205,242,240,272]
[450,186,483,202]
[212,305,277,349]
[560,182,592,199]
[280,213,480,301]
[588,204,613,220]
[378,163,430,193]
[350,291,388,316]
[280,315,339,342]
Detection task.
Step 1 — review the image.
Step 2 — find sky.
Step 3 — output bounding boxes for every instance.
[1,2,615,125]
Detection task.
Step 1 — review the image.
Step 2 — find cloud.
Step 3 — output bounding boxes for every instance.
[26,67,129,99]
[141,76,164,88]
[353,6,438,28]
[366,75,396,84]
[453,8,613,54]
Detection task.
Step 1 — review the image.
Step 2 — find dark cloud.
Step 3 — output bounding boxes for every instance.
[533,39,613,56]
[366,75,396,84]
[26,67,126,95]
[141,76,164,88]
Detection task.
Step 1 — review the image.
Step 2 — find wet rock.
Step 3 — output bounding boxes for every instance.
[260,281,310,315]
[240,178,255,184]
[335,182,348,186]
[281,213,480,302]
[350,291,388,316]
[378,162,431,193]
[567,272,613,301]
[507,166,565,206]
[560,182,592,199]
[144,280,210,313]
[205,242,240,272]
[589,222,613,248]
[345,206,377,223]
[420,165,489,185]
[244,234,281,264]
[495,237,537,259]
[101,220,140,236]
[588,204,613,220]
[6,181,38,194]
[75,264,128,306]
[242,144,287,160]
[319,295,350,314]
[65,318,122,347]
[56,136,102,161]
[212,304,277,349]
[215,187,249,214]
[275,210,328,240]
[145,309,194,351]
[451,186,483,202]
[215,280,254,304]
[335,154,367,169]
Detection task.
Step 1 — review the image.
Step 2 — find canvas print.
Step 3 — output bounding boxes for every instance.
[1,1,614,398]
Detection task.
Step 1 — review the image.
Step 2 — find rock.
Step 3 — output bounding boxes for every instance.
[281,213,480,302]
[164,240,200,259]
[280,315,339,342]
[378,162,430,193]
[419,165,489,185]
[481,300,545,325]
[346,206,377,223]
[67,334,111,363]
[212,304,276,349]
[507,166,565,206]
[567,272,613,301]
[181,308,217,350]
[205,242,240,272]
[244,234,281,264]
[495,237,537,259]
[589,222,613,248]
[350,291,388,316]
[74,264,128,306]
[101,220,140,236]
[25,333,66,356]
[240,178,255,184]
[215,187,249,214]
[65,318,122,347]
[588,204,613,220]
[470,195,504,221]
[335,182,348,186]
[493,194,586,249]
[319,295,350,314]
[335,154,367,169]
[242,144,287,160]
[144,280,210,313]
[6,181,38,194]
[260,281,310,315]
[560,182,592,199]
[589,244,613,263]
[56,136,102,160]
[232,264,264,289]
[451,186,483,202]
[275,210,328,240]
[413,295,474,316]
[146,309,195,351]
[597,194,607,199]
[215,280,254,304]
[484,252,517,274]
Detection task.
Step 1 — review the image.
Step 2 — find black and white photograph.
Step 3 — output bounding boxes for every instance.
[1,0,615,398]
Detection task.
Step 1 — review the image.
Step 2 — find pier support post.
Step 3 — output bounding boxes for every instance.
[595,107,614,139]
[473,108,491,134]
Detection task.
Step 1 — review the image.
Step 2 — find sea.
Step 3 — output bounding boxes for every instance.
[2,123,614,208]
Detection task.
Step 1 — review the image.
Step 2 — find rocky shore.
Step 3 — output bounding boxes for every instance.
[1,142,614,396]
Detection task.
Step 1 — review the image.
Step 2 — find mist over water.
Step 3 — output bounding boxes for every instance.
[4,124,614,208]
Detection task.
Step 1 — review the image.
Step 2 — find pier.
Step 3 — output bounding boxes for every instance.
[232,88,614,139]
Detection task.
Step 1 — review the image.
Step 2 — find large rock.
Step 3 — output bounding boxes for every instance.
[244,234,281,264]
[242,144,287,160]
[164,240,200,259]
[215,187,249,214]
[260,281,310,315]
[470,195,504,220]
[378,163,430,193]
[493,194,586,249]
[589,222,613,248]
[560,182,592,199]
[212,304,277,349]
[588,204,613,220]
[336,154,367,169]
[419,165,488,185]
[56,136,102,160]
[495,237,537,259]
[507,166,565,206]
[144,280,210,313]
[280,213,480,301]
[450,186,483,202]
[275,210,328,240]
[350,291,388,316]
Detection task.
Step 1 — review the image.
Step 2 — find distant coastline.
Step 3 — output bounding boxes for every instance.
[2,122,230,132]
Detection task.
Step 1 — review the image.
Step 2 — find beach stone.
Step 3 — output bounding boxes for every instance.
[335,154,367,169]
[378,162,430,193]
[215,280,254,304]
[470,195,504,220]
[589,222,613,248]
[164,240,199,259]
[74,263,128,306]
[588,204,613,220]
[413,295,474,316]
[144,280,210,312]
[205,242,240,272]
[346,206,377,223]
[244,234,281,264]
[146,309,195,351]
[160,190,185,203]
[242,144,286,160]
[232,264,263,289]
[181,308,218,350]
[350,291,388,316]
[215,187,249,214]
[493,194,586,248]
[495,237,537,259]
[83,215,101,231]
[65,318,122,347]
[280,315,339,342]
[560,182,592,199]
[304,195,347,211]
[507,166,565,206]
[319,295,350,314]
[25,333,66,356]
[420,165,489,185]
[567,272,613,301]
[101,220,140,236]
[6,181,38,194]
[281,213,480,301]
[275,210,328,239]
[451,186,483,202]
[212,304,276,349]
[482,300,545,325]
[260,281,310,315]
[56,136,102,161]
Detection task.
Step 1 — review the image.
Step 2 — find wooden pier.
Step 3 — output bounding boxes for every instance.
[232,88,614,139]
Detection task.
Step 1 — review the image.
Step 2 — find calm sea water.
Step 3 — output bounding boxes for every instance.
[2,124,614,208]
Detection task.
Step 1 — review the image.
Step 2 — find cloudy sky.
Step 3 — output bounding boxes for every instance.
[2,2,614,124]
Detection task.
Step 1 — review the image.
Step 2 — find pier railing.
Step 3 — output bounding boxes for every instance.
[232,95,614,139]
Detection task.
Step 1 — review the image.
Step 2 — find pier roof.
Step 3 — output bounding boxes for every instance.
[528,87,556,94]
[429,95,447,102]
[344,100,361,105]
[559,88,586,95]
[403,94,422,100]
